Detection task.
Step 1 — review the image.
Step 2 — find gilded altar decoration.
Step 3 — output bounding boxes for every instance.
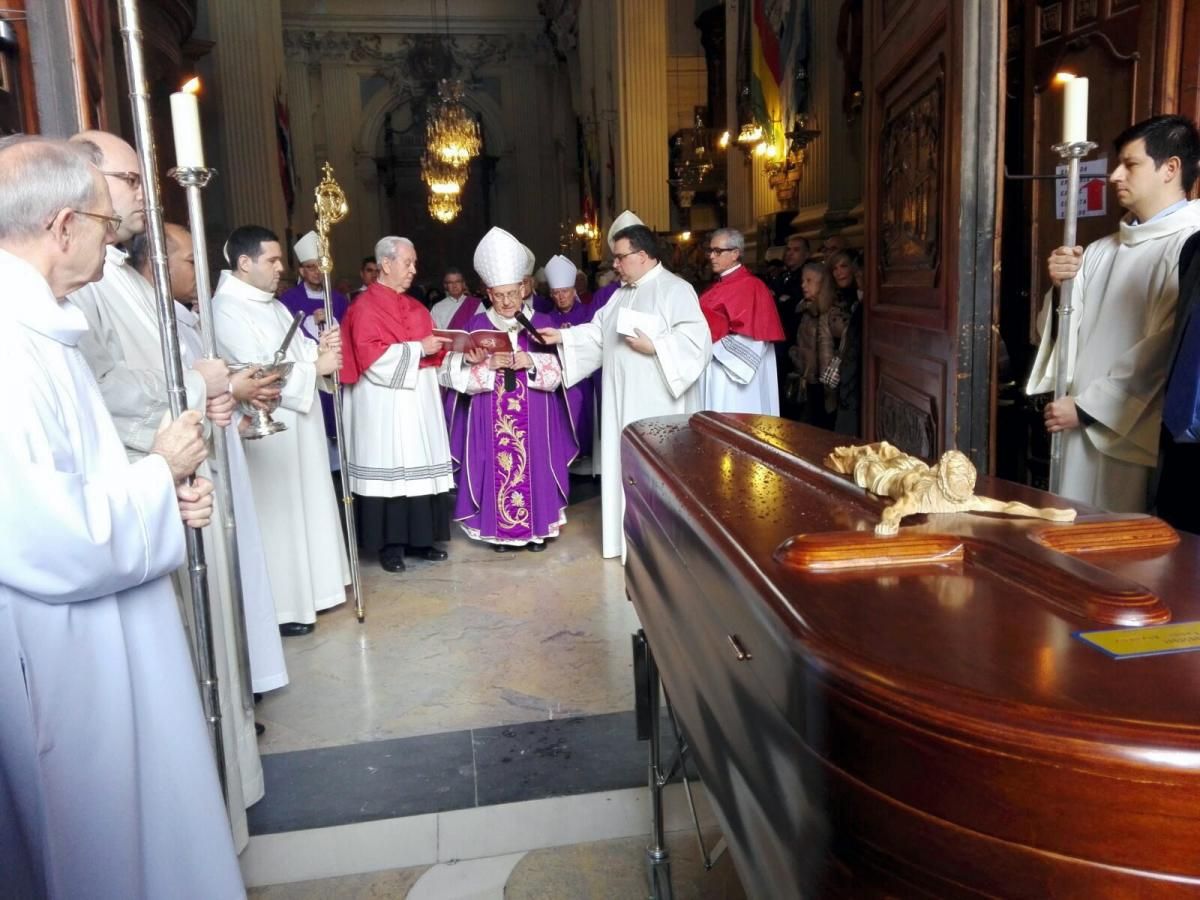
[824,441,1077,536]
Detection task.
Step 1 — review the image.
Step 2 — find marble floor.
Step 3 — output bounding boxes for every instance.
[257,493,639,754]
[249,829,746,899]
[248,485,746,897]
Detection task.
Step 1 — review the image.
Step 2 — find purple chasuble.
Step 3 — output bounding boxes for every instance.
[279,283,349,439]
[587,280,620,312]
[450,312,579,544]
[545,298,597,453]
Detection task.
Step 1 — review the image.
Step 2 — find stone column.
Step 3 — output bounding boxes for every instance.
[724,0,754,239]
[284,58,318,232]
[614,0,670,230]
[207,0,287,239]
[318,61,366,273]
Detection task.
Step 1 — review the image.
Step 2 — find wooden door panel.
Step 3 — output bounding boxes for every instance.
[864,0,959,458]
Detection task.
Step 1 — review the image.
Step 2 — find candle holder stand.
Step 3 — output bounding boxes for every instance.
[168,163,256,719]
[1048,139,1098,496]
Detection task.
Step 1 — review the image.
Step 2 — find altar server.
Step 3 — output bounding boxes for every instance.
[213,225,349,635]
[340,236,454,572]
[1028,115,1200,511]
[0,135,243,900]
[133,223,290,697]
[538,224,711,560]
[442,228,578,550]
[68,132,272,844]
[698,227,784,415]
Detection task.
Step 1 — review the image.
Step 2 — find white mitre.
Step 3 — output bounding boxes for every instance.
[293,230,320,264]
[521,244,536,277]
[545,254,578,291]
[474,227,528,288]
[607,209,644,249]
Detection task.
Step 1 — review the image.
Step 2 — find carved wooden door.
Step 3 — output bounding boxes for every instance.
[862,0,1000,468]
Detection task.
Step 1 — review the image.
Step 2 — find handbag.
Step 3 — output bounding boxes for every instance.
[820,355,842,389]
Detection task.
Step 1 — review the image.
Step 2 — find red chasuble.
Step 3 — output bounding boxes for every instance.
[340,282,445,384]
[700,265,786,343]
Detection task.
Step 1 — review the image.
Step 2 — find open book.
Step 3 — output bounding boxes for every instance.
[433,329,513,353]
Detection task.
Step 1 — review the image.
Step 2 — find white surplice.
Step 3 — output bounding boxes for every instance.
[1027,201,1200,511]
[344,344,454,499]
[212,271,350,624]
[68,246,207,457]
[699,333,780,415]
[0,249,244,899]
[65,250,265,847]
[560,263,712,559]
[175,302,289,694]
[430,295,484,330]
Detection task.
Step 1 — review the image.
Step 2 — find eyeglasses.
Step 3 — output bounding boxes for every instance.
[490,289,523,303]
[101,170,142,190]
[612,250,644,262]
[46,208,123,237]
[706,247,737,256]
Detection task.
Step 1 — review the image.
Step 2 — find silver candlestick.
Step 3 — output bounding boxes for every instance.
[169,163,257,720]
[1048,139,1099,495]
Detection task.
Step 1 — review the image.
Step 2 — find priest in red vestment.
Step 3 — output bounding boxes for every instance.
[340,236,453,573]
[698,227,785,415]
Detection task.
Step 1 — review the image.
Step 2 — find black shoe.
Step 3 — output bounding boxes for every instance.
[527,542,547,553]
[253,693,263,704]
[412,545,448,561]
[279,622,315,637]
[381,555,406,572]
[255,722,266,736]
[494,544,519,553]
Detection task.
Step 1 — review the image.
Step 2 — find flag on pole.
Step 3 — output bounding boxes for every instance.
[275,86,297,217]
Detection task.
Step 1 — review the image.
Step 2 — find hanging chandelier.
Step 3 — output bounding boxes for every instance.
[426,79,481,169]
[428,192,462,224]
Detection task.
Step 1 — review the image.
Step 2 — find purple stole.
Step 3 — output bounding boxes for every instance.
[279,283,349,440]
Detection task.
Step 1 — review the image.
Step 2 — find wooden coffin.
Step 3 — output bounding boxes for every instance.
[622,412,1200,899]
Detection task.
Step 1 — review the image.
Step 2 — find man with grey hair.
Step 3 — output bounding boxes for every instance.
[340,236,453,572]
[0,137,243,897]
[65,130,235,455]
[697,227,785,415]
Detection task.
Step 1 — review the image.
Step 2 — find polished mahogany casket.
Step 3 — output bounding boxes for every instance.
[622,412,1200,898]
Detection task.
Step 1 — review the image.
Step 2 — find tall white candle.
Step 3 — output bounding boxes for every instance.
[170,79,205,168]
[1061,75,1088,144]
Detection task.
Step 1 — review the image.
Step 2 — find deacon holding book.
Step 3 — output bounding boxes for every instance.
[340,236,454,572]
[441,227,579,551]
[538,224,711,560]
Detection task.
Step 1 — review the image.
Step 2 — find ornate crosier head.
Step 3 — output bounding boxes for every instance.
[314,161,348,275]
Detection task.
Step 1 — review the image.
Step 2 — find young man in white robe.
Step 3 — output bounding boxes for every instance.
[1027,115,1200,512]
[0,136,244,900]
[697,227,785,416]
[67,133,281,843]
[538,224,712,560]
[213,225,350,635]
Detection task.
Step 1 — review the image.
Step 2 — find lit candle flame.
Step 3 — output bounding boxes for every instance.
[182,77,201,95]
[1054,72,1075,84]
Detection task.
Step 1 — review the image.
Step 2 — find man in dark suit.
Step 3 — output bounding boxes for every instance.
[1156,229,1200,533]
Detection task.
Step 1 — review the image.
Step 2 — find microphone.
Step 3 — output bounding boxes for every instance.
[514,310,549,347]
[504,367,516,392]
